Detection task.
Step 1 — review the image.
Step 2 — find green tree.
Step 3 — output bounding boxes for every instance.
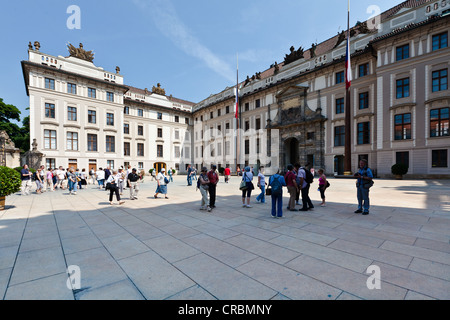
[0,98,29,152]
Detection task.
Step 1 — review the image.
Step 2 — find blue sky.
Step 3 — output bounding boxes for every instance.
[0,0,404,122]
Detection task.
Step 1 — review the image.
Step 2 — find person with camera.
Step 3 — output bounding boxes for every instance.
[354,159,373,215]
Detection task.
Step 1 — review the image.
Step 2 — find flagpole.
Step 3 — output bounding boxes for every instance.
[235,53,240,173]
[344,0,352,175]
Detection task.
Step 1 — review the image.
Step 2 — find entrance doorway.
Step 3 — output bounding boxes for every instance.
[284,138,299,167]
[334,155,344,175]
[154,162,167,173]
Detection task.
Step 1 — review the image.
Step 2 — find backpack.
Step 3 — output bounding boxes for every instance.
[270,175,282,196]
[304,168,314,184]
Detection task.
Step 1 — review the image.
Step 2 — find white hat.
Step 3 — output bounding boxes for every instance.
[161,168,166,171]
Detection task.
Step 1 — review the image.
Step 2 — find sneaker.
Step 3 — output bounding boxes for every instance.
[354,209,363,214]
[246,205,252,208]
[362,211,369,215]
[207,206,212,212]
[321,204,326,207]
[119,201,125,205]
[200,206,206,210]
[243,204,247,207]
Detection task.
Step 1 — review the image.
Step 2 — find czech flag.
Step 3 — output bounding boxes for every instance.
[345,33,352,89]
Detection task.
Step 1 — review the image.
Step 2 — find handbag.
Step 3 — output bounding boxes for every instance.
[106,182,113,190]
[164,177,170,184]
[239,180,247,190]
[266,187,272,196]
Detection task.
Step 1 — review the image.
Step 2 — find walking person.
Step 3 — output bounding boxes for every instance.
[187,164,193,186]
[284,164,298,211]
[241,166,254,208]
[34,168,44,194]
[127,168,140,200]
[89,167,96,186]
[67,167,78,195]
[256,166,267,204]
[317,169,328,207]
[55,166,65,190]
[224,166,231,183]
[106,169,125,205]
[207,165,219,209]
[154,168,169,199]
[168,167,173,182]
[298,164,314,211]
[354,159,373,215]
[20,164,33,195]
[198,167,211,212]
[118,168,125,195]
[268,167,286,218]
[96,168,105,189]
[79,168,87,190]
[46,168,54,192]
[39,166,46,192]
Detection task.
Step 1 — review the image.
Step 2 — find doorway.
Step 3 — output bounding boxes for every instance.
[284,138,299,167]
[334,155,344,175]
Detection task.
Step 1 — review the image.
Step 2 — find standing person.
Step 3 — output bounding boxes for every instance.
[89,167,96,186]
[224,166,231,183]
[168,167,173,182]
[127,168,140,200]
[241,166,254,208]
[198,167,211,212]
[96,167,105,189]
[256,166,267,204]
[317,169,328,207]
[35,168,44,194]
[284,164,298,211]
[46,168,54,192]
[193,167,198,180]
[187,164,193,186]
[126,165,132,188]
[118,168,125,195]
[79,169,87,190]
[298,164,314,211]
[20,164,33,195]
[269,167,286,218]
[151,168,157,181]
[237,166,241,176]
[39,166,46,192]
[55,166,65,190]
[106,169,125,205]
[67,167,78,195]
[354,159,373,215]
[207,165,219,209]
[154,168,169,199]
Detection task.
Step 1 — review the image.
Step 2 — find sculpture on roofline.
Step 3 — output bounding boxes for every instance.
[67,43,94,62]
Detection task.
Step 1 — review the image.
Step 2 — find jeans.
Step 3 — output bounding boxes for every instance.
[357,185,370,212]
[301,184,314,210]
[187,175,192,185]
[208,183,217,207]
[271,193,283,217]
[199,186,209,208]
[68,180,77,193]
[256,185,265,203]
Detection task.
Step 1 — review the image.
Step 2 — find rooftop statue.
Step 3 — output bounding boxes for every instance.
[67,43,94,62]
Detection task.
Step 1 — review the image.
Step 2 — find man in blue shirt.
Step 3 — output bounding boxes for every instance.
[20,164,33,195]
[354,159,373,215]
[187,164,193,186]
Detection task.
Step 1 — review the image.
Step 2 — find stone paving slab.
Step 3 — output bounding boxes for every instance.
[0,176,449,300]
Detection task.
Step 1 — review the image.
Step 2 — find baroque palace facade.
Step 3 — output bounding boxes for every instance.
[193,0,450,178]
[22,0,449,177]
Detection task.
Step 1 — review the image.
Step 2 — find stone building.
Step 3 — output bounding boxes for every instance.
[192,0,450,178]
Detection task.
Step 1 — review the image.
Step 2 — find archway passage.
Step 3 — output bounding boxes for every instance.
[154,162,167,173]
[284,138,299,167]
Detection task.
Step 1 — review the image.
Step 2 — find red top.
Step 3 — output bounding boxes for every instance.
[207,170,219,184]
[284,171,296,187]
[224,168,231,175]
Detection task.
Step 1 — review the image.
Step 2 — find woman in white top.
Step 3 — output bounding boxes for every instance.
[154,168,169,199]
[106,170,125,205]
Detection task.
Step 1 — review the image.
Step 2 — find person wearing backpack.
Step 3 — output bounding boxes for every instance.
[354,159,373,215]
[269,167,286,218]
[256,166,267,204]
[297,164,314,212]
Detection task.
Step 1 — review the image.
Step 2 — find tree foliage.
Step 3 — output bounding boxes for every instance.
[0,98,29,152]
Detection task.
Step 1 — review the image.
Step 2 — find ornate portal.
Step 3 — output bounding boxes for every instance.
[67,43,94,62]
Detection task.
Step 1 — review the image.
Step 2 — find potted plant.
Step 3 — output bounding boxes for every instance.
[0,166,22,210]
[171,169,176,175]
[218,167,225,176]
[391,163,408,180]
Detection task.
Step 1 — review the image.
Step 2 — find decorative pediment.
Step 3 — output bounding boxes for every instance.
[276,84,308,100]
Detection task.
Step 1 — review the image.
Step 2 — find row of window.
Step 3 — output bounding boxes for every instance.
[333,107,449,146]
[124,107,190,124]
[396,149,448,168]
[45,78,115,102]
[44,130,166,158]
[45,104,116,125]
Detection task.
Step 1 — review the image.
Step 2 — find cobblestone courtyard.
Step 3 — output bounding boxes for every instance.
[0,175,449,300]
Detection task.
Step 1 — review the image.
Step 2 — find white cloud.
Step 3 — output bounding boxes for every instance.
[133,0,235,83]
